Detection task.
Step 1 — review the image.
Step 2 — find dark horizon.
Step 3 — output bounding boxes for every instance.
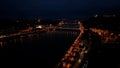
[0,0,120,20]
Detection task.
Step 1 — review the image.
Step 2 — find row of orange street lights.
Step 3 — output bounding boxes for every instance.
[56,34,88,68]
[56,22,88,68]
[56,37,81,68]
[90,28,120,43]
[0,26,46,47]
[0,25,43,40]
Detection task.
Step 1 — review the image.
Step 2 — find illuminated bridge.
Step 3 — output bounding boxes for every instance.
[56,22,81,31]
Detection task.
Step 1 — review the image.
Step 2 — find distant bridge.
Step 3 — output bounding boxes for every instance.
[56,22,81,31]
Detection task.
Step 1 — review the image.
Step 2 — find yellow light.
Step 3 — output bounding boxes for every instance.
[36,25,42,29]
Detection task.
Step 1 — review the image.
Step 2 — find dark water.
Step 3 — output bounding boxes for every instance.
[0,31,79,67]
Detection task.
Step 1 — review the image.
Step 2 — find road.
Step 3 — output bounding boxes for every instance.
[56,22,89,68]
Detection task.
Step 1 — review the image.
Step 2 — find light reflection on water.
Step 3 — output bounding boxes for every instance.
[0,31,79,68]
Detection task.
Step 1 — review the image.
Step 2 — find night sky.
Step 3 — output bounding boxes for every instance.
[0,0,120,19]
